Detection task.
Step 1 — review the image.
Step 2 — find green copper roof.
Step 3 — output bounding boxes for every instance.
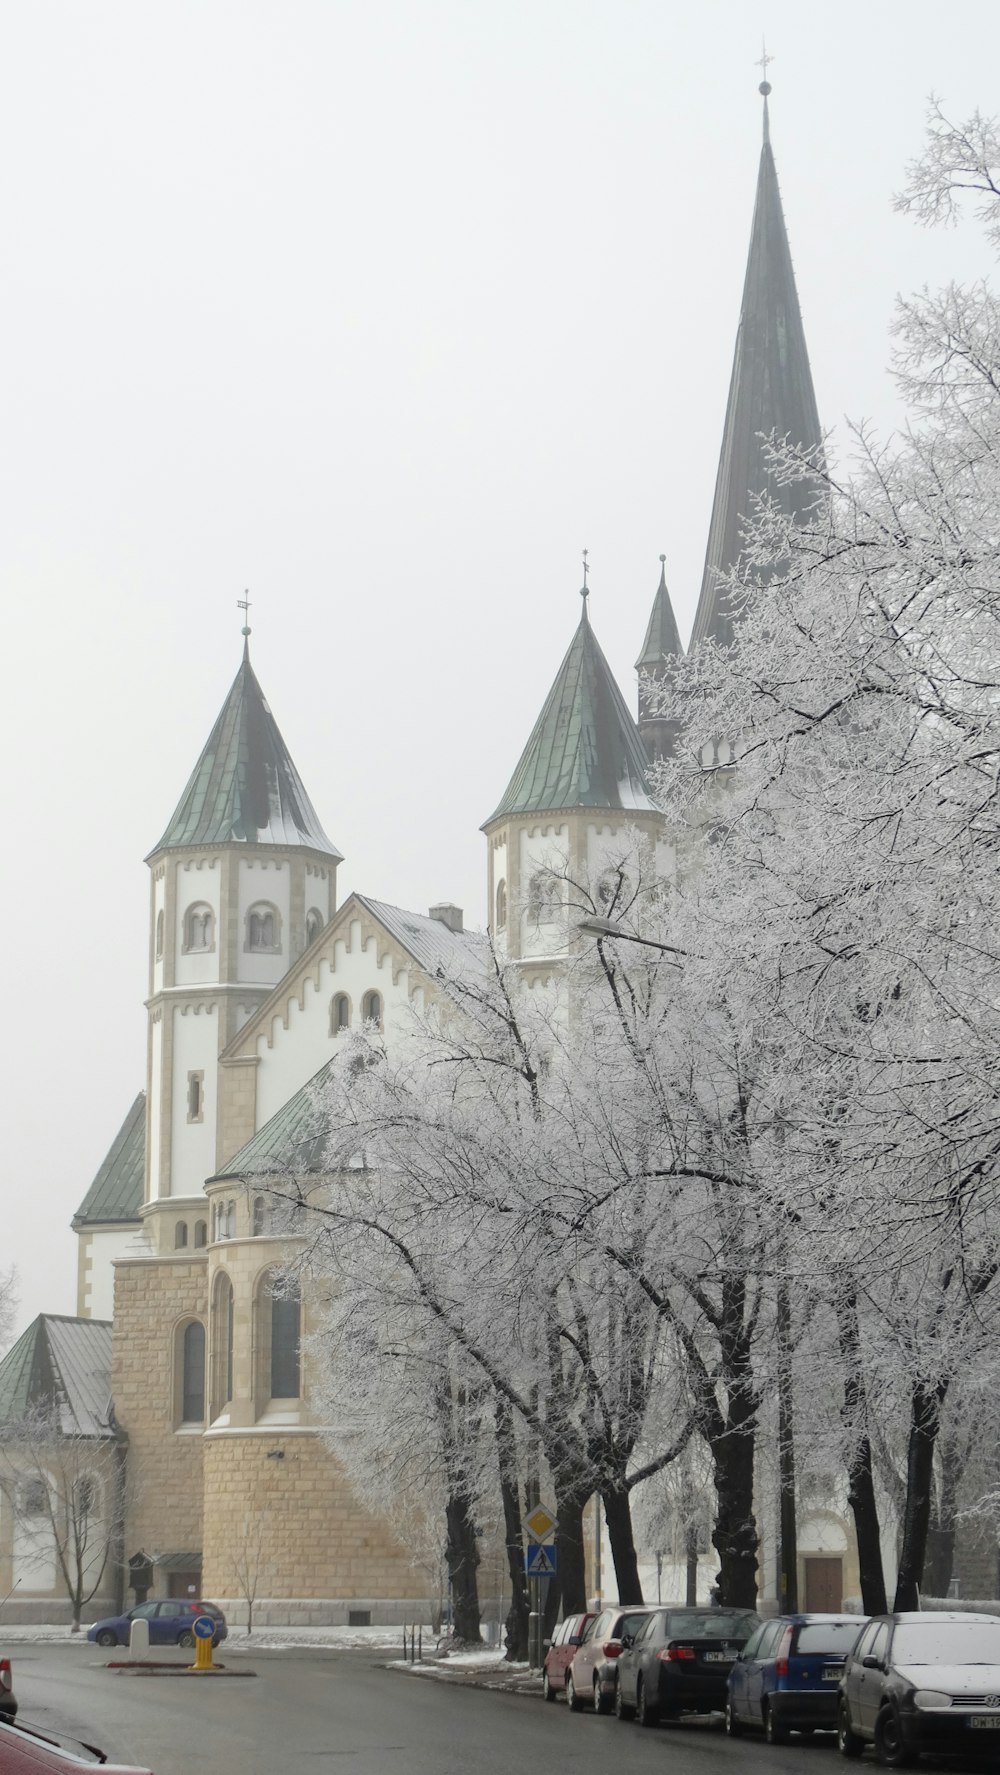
[485,599,658,825]
[73,1093,144,1229]
[150,645,342,858]
[214,1057,336,1178]
[636,558,684,671]
[691,95,823,651]
[0,1316,114,1435]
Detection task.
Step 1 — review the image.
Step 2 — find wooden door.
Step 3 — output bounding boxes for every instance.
[804,1556,843,1611]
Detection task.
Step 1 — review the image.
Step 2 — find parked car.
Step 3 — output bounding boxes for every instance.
[615,1604,759,1725]
[566,1605,655,1712]
[838,1611,1000,1766]
[727,1613,865,1741]
[1,1655,17,1722]
[86,1598,227,1648]
[542,1612,596,1701]
[0,1717,154,1772]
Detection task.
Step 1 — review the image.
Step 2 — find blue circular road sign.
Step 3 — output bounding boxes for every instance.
[193,1615,216,1640]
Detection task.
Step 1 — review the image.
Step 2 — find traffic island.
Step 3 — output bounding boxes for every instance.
[104,1660,256,1678]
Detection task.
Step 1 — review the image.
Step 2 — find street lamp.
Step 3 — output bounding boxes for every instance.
[576,915,686,959]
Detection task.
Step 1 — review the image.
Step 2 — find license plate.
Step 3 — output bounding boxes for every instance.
[703,1653,730,1663]
[823,1666,842,1682]
[970,1718,1000,1730]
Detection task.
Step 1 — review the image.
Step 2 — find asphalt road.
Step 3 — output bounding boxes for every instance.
[12,1645,854,1775]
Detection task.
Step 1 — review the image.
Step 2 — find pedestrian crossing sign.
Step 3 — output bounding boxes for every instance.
[525,1541,557,1576]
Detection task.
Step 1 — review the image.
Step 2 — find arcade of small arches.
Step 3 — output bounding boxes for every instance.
[329,989,382,1035]
[163,901,326,960]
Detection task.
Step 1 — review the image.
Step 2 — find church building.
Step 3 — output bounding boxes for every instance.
[0,85,856,1625]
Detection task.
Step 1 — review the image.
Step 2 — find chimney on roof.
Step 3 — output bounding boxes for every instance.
[429,903,463,934]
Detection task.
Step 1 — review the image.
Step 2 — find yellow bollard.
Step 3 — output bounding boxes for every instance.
[191,1619,216,1672]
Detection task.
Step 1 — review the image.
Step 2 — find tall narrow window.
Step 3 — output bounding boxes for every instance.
[362,990,382,1025]
[187,1072,203,1122]
[246,902,281,953]
[330,993,350,1034]
[271,1282,300,1399]
[155,909,165,958]
[305,907,323,945]
[252,1196,266,1236]
[182,1321,206,1423]
[174,1221,188,1249]
[495,879,507,929]
[193,1220,207,1248]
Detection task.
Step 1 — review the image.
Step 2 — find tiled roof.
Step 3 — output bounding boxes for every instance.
[0,1316,115,1437]
[73,1093,145,1228]
[485,603,658,824]
[150,645,342,858]
[691,99,823,651]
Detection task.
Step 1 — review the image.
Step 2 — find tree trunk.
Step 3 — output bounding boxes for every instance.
[895,1377,949,1611]
[495,1397,530,1661]
[601,1482,643,1604]
[444,1486,483,1642]
[776,1279,798,1613]
[554,1484,588,1614]
[925,1434,960,1598]
[710,1419,759,1608]
[837,1289,887,1614]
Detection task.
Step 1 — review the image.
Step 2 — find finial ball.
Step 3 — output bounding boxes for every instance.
[759,80,771,96]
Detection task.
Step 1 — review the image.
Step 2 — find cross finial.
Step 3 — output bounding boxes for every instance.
[756,40,773,142]
[237,590,252,658]
[580,548,590,604]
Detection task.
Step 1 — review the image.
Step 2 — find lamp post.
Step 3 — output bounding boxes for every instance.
[576,916,686,959]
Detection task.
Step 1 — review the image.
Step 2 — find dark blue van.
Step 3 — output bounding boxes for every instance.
[726,1613,865,1742]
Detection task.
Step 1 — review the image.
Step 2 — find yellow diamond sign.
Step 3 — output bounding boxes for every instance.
[525,1505,557,1542]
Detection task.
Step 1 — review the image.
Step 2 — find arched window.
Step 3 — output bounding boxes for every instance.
[184,903,214,952]
[246,902,281,953]
[174,1221,188,1249]
[226,1201,236,1239]
[270,1280,300,1400]
[181,1320,206,1423]
[75,1475,99,1517]
[212,1275,234,1415]
[252,1196,266,1237]
[305,907,323,946]
[528,873,563,922]
[330,993,351,1035]
[362,990,382,1026]
[495,879,507,929]
[21,1478,47,1515]
[193,1220,207,1249]
[155,909,165,958]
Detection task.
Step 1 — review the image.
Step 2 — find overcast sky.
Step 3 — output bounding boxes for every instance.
[2,0,997,1344]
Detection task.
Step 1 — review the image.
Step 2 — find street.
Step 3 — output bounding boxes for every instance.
[10,1645,855,1775]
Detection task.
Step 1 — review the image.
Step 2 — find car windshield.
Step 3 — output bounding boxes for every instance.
[616,1612,649,1639]
[894,1623,1000,1665]
[667,1611,755,1638]
[797,1624,863,1655]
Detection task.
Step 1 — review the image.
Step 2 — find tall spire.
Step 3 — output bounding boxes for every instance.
[636,555,684,763]
[690,78,823,650]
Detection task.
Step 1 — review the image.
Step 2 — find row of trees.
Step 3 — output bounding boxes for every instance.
[244,102,1000,1652]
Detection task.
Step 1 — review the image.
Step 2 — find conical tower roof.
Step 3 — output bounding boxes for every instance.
[150,644,342,858]
[690,89,823,650]
[636,555,684,672]
[484,593,657,825]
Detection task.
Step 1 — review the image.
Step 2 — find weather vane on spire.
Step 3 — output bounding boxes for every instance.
[581,548,590,602]
[756,39,773,92]
[238,590,252,638]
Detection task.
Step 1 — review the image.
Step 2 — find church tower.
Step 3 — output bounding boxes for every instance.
[636,554,685,764]
[142,628,342,1246]
[483,570,668,962]
[690,80,823,652]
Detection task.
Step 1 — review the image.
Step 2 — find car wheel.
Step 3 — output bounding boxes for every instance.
[594,1676,611,1715]
[635,1676,659,1728]
[725,1699,744,1737]
[177,1629,195,1648]
[565,1670,583,1712]
[764,1701,788,1746]
[875,1706,915,1768]
[96,1629,118,1648]
[615,1677,635,1721]
[543,1670,556,1702]
[838,1701,865,1759]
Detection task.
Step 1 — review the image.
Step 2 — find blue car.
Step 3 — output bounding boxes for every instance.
[726,1613,864,1743]
[87,1598,227,1649]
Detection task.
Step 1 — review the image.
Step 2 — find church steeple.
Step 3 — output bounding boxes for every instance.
[636,555,684,763]
[690,80,823,650]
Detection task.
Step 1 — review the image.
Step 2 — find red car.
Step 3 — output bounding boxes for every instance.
[542,1612,597,1701]
[0,1718,154,1772]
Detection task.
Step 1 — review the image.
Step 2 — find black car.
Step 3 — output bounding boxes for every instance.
[0,1656,16,1723]
[838,1610,1000,1766]
[615,1605,759,1726]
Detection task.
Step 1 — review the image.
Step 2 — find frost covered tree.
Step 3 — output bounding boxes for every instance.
[644,97,1000,1612]
[0,1403,127,1631]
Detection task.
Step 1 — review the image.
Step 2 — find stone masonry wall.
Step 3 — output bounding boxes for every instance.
[112,1256,207,1577]
[202,1430,426,1622]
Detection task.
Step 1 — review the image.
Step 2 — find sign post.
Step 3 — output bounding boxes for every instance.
[191,1613,217,1673]
[524,1505,557,1670]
